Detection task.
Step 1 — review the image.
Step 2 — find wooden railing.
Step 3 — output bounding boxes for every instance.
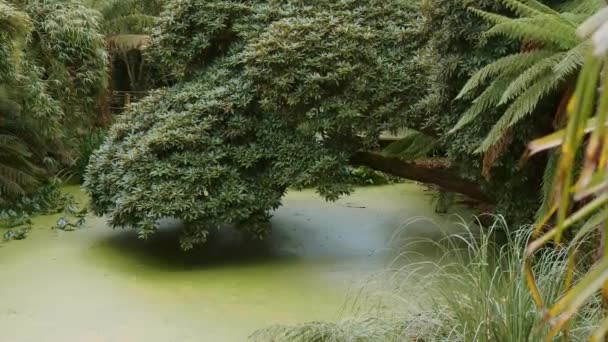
[110,90,149,112]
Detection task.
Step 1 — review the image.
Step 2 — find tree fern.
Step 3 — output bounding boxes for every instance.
[456,50,552,99]
[503,0,556,17]
[451,78,514,133]
[481,14,578,49]
[478,73,560,152]
[382,129,438,159]
[499,52,566,105]
[553,41,588,79]
[454,0,595,155]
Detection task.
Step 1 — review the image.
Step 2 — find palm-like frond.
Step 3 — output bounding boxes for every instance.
[481,15,578,49]
[382,129,438,159]
[479,73,560,152]
[456,50,552,99]
[504,0,557,17]
[0,133,40,197]
[499,52,566,105]
[451,78,513,133]
[554,41,589,79]
[559,0,604,17]
[454,0,589,154]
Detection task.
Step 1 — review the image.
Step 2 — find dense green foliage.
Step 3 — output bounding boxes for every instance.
[88,0,163,35]
[0,0,108,199]
[0,0,109,236]
[86,64,355,249]
[86,0,425,248]
[85,0,603,249]
[451,0,600,218]
[524,10,608,338]
[417,0,600,222]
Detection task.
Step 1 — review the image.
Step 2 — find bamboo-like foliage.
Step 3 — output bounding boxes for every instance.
[0,0,108,198]
[87,0,163,35]
[0,2,38,197]
[525,7,608,341]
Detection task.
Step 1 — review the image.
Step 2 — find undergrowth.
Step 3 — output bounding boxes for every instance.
[1,179,88,240]
[251,218,601,341]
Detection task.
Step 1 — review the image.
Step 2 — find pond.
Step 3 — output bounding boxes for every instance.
[0,183,469,341]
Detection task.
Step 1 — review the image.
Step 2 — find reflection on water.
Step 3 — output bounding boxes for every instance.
[0,184,471,341]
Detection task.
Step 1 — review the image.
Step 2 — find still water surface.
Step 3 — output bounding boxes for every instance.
[0,184,467,341]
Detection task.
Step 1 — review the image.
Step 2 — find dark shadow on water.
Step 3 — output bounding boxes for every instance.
[94,220,297,271]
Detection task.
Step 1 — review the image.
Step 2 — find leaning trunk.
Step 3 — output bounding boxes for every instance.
[350,151,494,203]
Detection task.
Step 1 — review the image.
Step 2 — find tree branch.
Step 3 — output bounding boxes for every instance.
[350,151,494,203]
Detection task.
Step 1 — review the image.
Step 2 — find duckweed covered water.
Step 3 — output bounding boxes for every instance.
[0,184,468,341]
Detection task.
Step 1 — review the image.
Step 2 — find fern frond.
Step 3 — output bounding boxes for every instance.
[520,0,562,15]
[382,129,438,159]
[559,0,603,17]
[553,41,588,80]
[457,50,552,99]
[0,164,38,186]
[484,17,578,49]
[451,77,512,133]
[0,134,32,158]
[477,74,560,152]
[468,8,512,26]
[0,162,39,196]
[560,12,594,26]
[501,0,551,17]
[499,52,566,105]
[500,0,578,32]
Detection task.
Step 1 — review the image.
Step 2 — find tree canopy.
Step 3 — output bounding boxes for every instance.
[86,0,430,248]
[86,0,601,248]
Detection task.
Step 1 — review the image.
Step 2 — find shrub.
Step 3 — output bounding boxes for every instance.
[85,0,423,249]
[85,62,355,250]
[251,219,601,341]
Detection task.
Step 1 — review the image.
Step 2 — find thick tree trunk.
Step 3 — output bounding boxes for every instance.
[350,151,494,203]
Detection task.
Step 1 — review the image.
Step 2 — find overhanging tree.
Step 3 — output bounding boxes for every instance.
[86,0,468,248]
[86,0,585,248]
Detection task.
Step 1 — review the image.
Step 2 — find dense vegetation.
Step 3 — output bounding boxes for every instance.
[4,0,608,339]
[81,0,601,248]
[85,0,428,248]
[0,0,107,224]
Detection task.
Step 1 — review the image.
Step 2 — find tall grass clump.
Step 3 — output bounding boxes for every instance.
[251,218,601,341]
